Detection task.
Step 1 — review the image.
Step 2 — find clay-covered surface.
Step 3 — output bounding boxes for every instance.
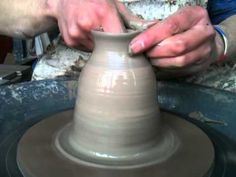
[185,62,236,93]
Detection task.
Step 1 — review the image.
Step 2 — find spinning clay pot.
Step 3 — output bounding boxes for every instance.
[56,31,178,166]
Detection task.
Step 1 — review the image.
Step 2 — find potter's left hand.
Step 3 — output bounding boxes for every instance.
[129,6,224,78]
[46,0,127,51]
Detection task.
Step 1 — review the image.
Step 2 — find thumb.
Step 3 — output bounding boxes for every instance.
[115,1,158,30]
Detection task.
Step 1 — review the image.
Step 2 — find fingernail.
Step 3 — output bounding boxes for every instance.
[128,40,145,55]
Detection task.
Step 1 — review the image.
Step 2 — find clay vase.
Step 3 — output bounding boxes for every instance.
[57,31,176,166]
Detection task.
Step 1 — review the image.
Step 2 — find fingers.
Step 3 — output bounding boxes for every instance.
[147,24,215,58]
[151,40,213,68]
[97,0,126,32]
[56,0,127,50]
[101,10,126,33]
[129,6,210,55]
[59,17,94,50]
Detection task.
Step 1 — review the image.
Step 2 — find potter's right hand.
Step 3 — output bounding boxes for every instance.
[128,6,222,78]
[47,0,125,51]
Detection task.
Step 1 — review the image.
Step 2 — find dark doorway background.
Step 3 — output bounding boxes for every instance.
[0,35,13,63]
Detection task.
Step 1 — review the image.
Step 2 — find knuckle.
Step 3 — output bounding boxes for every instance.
[172,39,187,55]
[97,6,106,16]
[145,32,155,45]
[78,18,93,30]
[165,19,180,34]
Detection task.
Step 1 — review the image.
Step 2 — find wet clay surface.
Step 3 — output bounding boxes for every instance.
[68,31,161,161]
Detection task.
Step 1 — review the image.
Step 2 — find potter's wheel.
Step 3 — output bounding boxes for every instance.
[15,30,215,177]
[17,110,214,177]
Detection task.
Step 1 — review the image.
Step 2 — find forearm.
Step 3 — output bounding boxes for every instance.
[217,15,236,62]
[0,0,57,38]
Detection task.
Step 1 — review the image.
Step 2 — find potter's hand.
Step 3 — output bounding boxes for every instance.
[129,6,224,78]
[47,0,125,51]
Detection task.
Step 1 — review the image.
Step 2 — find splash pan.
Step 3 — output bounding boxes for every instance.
[17,110,214,177]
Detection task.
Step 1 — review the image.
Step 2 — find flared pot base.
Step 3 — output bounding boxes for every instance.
[55,119,179,167]
[17,110,214,177]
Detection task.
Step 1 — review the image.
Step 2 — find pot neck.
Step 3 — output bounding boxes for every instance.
[92,30,140,52]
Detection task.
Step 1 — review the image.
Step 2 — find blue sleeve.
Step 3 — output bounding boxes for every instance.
[207,0,236,24]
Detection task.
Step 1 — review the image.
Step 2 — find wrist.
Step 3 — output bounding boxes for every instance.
[214,25,228,63]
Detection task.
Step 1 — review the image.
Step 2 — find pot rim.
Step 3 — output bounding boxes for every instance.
[91,30,141,39]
